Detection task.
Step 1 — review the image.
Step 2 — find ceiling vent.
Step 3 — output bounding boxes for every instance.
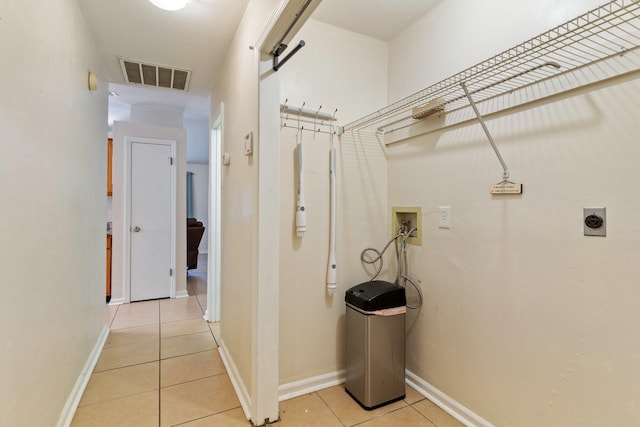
[118,57,191,91]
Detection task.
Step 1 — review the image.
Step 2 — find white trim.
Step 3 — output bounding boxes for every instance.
[108,298,124,306]
[56,325,109,427]
[123,136,131,303]
[168,140,177,299]
[250,51,281,424]
[207,106,223,323]
[278,370,345,402]
[218,341,251,420]
[254,0,288,51]
[406,370,494,427]
[277,369,493,426]
[254,0,321,53]
[123,136,177,302]
[175,289,189,299]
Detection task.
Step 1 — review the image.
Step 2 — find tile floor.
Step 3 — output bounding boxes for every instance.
[72,258,464,426]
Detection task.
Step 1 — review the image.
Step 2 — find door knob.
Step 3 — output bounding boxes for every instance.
[132,226,141,232]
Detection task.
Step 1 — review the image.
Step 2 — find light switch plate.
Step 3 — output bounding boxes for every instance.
[584,207,606,237]
[438,206,450,228]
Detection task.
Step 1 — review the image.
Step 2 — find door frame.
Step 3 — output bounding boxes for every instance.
[206,105,223,322]
[123,136,178,303]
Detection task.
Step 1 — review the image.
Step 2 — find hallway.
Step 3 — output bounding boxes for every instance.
[71,258,462,426]
[71,274,243,426]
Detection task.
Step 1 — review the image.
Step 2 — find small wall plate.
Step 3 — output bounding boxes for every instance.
[584,207,606,237]
[244,131,253,156]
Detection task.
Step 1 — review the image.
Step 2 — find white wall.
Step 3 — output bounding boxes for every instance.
[211,0,280,407]
[111,121,188,302]
[386,0,640,425]
[387,0,604,102]
[187,163,209,253]
[184,112,210,163]
[0,0,108,424]
[131,104,184,128]
[278,19,389,385]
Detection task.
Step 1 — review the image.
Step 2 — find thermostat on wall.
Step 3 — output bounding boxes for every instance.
[244,131,253,156]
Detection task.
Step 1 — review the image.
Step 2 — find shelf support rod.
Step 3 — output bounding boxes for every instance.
[461,82,509,180]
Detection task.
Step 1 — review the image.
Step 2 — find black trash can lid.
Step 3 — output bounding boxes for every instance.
[345,280,406,311]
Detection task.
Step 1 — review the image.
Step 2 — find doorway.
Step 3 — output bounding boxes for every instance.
[125,136,177,302]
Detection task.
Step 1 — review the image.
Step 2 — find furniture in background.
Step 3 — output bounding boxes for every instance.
[187,218,205,270]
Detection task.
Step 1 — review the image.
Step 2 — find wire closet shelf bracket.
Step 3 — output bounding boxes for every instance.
[339,0,640,136]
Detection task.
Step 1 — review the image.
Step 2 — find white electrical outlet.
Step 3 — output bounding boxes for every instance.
[438,206,450,228]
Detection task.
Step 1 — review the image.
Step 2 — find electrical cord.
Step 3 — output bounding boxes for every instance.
[360,226,423,309]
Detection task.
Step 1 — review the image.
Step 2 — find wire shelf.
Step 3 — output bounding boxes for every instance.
[340,0,640,135]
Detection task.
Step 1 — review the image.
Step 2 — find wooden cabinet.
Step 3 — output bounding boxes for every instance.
[106,234,112,303]
[107,138,113,196]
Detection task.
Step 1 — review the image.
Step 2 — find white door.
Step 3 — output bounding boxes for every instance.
[129,139,175,301]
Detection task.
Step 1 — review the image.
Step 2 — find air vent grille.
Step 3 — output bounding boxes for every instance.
[119,57,191,91]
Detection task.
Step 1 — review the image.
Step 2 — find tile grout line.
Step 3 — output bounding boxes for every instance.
[160,348,218,362]
[106,303,120,329]
[92,359,159,374]
[161,371,229,390]
[405,403,438,427]
[315,391,348,427]
[103,296,223,427]
[187,279,220,348]
[170,406,243,427]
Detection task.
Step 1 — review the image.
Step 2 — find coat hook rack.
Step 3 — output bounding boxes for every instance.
[280,101,338,135]
[280,103,336,121]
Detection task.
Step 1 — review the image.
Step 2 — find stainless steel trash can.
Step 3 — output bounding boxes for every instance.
[345,280,406,410]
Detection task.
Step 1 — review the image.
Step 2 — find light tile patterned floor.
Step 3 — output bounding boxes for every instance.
[73,259,464,426]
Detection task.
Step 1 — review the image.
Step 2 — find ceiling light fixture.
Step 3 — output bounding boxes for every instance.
[147,0,189,11]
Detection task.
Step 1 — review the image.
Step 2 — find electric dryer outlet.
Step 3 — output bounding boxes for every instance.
[584,207,606,237]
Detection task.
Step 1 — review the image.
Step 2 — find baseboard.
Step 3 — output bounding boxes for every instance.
[56,325,109,427]
[278,370,345,402]
[218,341,252,420]
[406,370,494,427]
[175,290,189,298]
[276,368,492,426]
[108,298,124,306]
